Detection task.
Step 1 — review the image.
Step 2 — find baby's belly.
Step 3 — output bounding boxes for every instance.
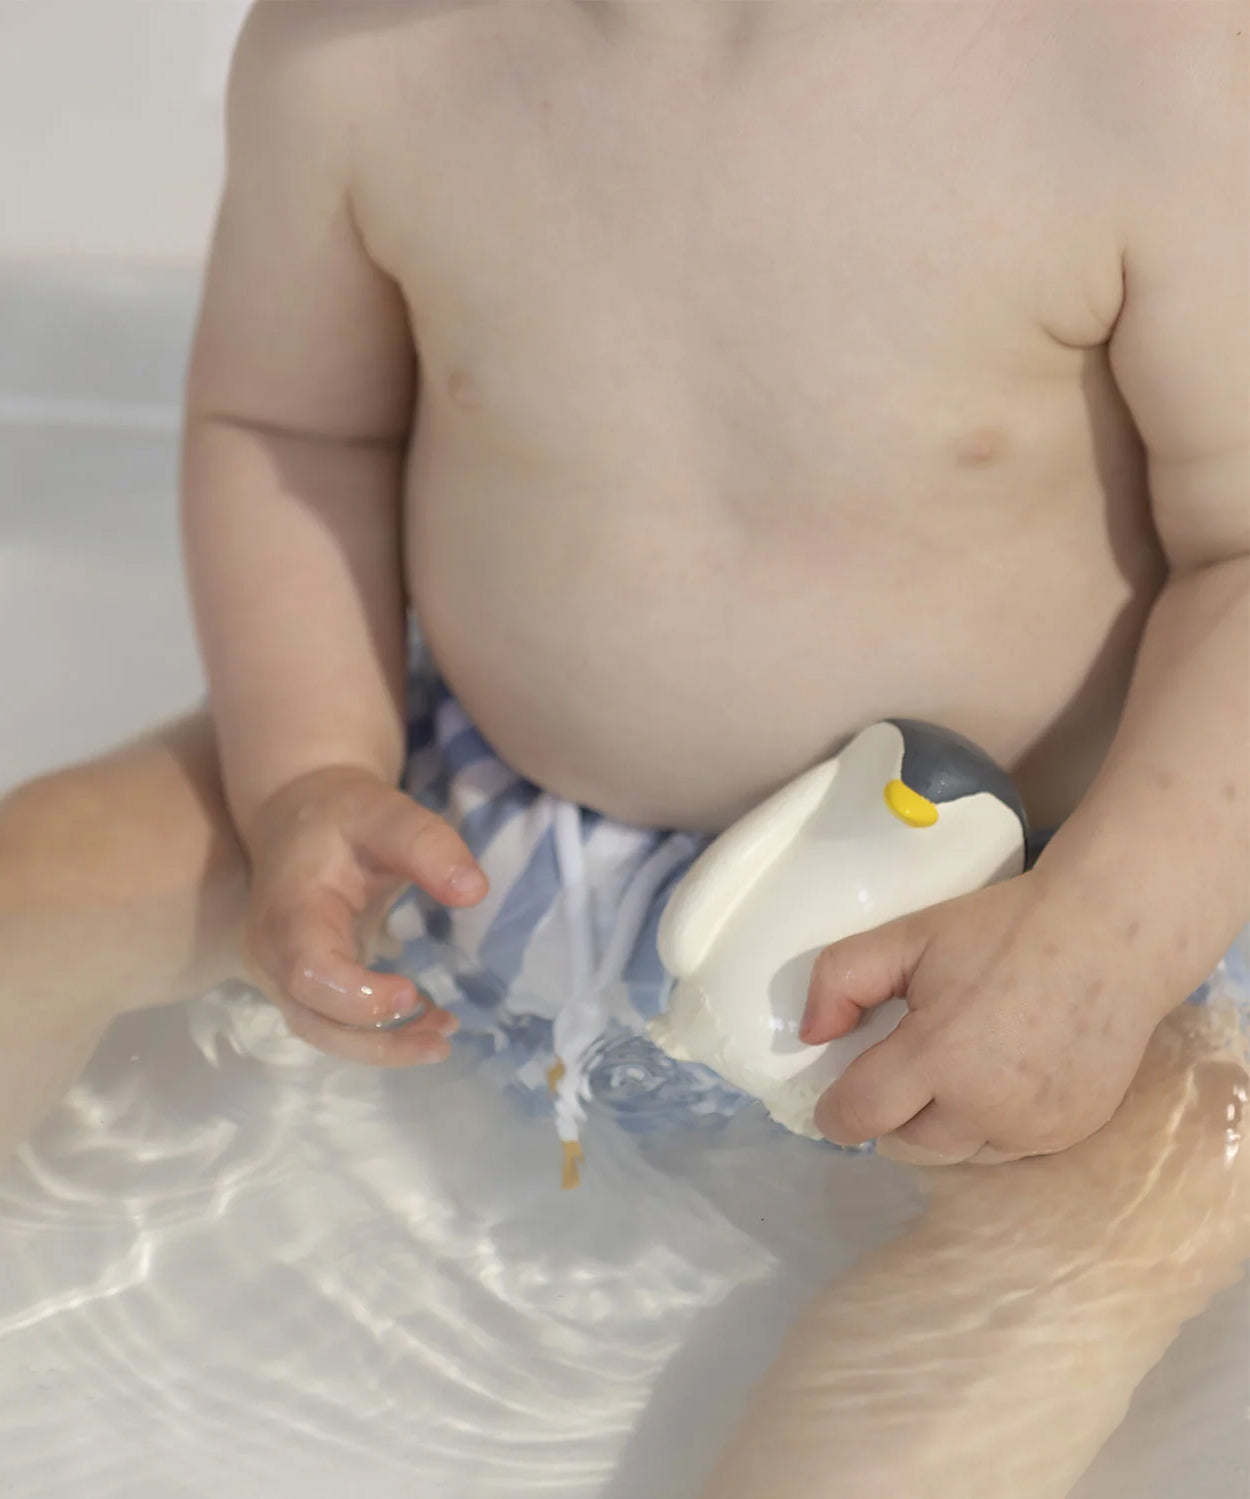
[406,461,1160,834]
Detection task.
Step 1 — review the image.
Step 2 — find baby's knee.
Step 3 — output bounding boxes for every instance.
[0,715,243,907]
[0,763,105,869]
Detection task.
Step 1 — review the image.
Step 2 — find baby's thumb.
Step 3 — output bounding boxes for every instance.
[357,792,487,907]
[800,912,930,1045]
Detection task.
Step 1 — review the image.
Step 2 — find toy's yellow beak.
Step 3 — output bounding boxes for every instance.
[884,778,939,828]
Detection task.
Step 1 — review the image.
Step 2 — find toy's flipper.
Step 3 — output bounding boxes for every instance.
[657,758,839,978]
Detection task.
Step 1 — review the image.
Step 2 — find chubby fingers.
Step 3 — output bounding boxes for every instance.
[874,1102,988,1165]
[813,1017,933,1147]
[802,911,930,1045]
[278,989,458,1068]
[252,884,455,1055]
[877,1116,1030,1166]
[353,793,488,907]
[814,1020,1018,1164]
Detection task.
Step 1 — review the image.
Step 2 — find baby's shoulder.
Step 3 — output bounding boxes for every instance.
[228,1,489,181]
[236,1,489,84]
[1065,0,1245,141]
[1038,0,1245,229]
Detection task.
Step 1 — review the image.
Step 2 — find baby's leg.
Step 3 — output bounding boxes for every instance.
[700,1008,1250,1499]
[0,713,249,1157]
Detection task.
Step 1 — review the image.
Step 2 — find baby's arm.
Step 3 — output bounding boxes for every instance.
[184,5,484,1054]
[1037,12,1250,1004]
[803,15,1248,1164]
[184,3,414,831]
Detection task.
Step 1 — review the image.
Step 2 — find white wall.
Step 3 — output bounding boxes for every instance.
[0,0,249,786]
[0,0,248,262]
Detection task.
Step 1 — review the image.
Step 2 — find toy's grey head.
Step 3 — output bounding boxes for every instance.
[885,718,1028,839]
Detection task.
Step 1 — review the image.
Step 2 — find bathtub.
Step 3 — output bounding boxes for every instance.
[0,8,1246,1497]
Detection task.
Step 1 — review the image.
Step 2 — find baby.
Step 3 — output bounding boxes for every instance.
[0,6,1246,1494]
[1,2,1247,1165]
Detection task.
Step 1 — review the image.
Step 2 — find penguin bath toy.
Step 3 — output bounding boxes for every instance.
[650,720,1028,1138]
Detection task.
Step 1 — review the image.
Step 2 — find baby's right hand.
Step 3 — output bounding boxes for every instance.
[242,766,487,1066]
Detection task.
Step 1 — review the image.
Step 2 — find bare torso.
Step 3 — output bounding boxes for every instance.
[293,3,1176,829]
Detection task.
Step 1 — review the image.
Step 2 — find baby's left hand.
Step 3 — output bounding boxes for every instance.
[802,873,1162,1164]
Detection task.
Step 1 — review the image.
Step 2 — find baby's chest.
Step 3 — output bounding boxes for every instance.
[362,18,1123,501]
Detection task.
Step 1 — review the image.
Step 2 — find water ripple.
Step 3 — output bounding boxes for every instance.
[1,985,1246,1497]
[0,987,787,1497]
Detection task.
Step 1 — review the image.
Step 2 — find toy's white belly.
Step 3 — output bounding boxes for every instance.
[700,839,908,1065]
[653,832,924,1139]
[649,737,1026,1139]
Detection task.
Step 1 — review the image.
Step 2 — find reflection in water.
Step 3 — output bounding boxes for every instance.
[0,976,1246,1498]
[0,987,788,1497]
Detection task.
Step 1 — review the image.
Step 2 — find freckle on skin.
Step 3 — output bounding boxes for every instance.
[1125,920,1140,943]
[446,369,480,408]
[1223,782,1238,805]
[1043,941,1061,960]
[1154,768,1174,791]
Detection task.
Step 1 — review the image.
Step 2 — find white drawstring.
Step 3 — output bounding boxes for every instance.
[550,806,698,1183]
[553,802,595,1033]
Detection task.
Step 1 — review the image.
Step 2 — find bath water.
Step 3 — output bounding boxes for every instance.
[0,978,1245,1498]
